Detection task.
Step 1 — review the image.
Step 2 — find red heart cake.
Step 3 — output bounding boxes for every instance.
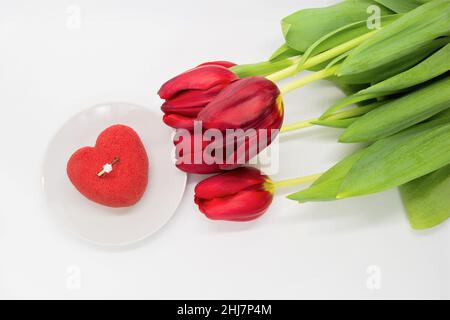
[67,125,149,208]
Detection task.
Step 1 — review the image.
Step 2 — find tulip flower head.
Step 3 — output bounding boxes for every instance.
[197,76,284,169]
[172,76,284,174]
[158,61,238,131]
[194,167,274,221]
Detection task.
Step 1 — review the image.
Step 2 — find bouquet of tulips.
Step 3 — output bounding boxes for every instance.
[158,0,450,229]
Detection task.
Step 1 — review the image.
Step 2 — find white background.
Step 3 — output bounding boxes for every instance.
[0,0,448,299]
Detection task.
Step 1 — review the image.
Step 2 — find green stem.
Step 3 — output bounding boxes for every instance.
[280,65,338,95]
[281,118,317,133]
[266,57,302,82]
[266,30,378,83]
[272,173,322,189]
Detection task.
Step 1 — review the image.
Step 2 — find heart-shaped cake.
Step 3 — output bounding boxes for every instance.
[67,125,149,208]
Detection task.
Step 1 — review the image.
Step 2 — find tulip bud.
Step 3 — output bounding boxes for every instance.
[197,77,284,168]
[194,167,274,221]
[158,62,238,131]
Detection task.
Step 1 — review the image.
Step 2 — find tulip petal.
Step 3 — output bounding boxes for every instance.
[196,190,273,222]
[221,106,284,168]
[161,83,229,116]
[195,167,268,200]
[197,61,237,68]
[158,66,238,100]
[162,104,204,118]
[163,114,196,131]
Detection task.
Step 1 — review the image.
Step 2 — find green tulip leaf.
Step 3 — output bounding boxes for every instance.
[328,77,370,97]
[374,0,433,13]
[299,15,399,65]
[287,149,368,202]
[400,165,450,230]
[282,0,393,52]
[288,112,450,202]
[338,0,450,79]
[313,101,384,128]
[338,123,450,198]
[269,43,301,61]
[311,118,358,129]
[321,93,380,119]
[357,43,450,97]
[340,76,450,143]
[337,37,447,84]
[322,41,450,118]
[326,51,353,70]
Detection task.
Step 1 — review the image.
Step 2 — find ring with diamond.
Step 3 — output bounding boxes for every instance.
[97,157,120,177]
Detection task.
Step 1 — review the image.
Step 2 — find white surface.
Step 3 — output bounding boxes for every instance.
[43,103,187,246]
[0,0,448,299]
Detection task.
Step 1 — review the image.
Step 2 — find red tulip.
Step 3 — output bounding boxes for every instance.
[194,167,274,221]
[172,77,283,174]
[197,76,284,168]
[158,61,238,131]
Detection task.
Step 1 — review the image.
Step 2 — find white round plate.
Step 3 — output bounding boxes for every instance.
[42,102,187,246]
